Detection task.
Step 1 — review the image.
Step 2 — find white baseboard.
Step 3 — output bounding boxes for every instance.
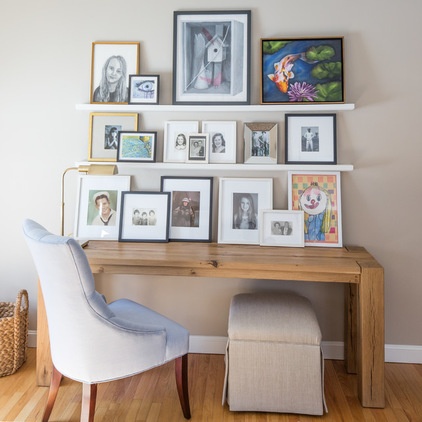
[28,331,422,364]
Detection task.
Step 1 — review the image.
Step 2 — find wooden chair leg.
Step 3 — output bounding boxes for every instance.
[175,354,191,419]
[81,383,97,422]
[42,365,63,422]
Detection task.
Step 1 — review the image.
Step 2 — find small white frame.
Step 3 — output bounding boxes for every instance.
[163,121,199,162]
[259,210,305,247]
[202,121,237,164]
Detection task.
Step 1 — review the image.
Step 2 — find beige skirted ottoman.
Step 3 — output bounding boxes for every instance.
[223,292,327,415]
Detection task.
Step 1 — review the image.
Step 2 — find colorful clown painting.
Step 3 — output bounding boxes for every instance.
[288,172,342,247]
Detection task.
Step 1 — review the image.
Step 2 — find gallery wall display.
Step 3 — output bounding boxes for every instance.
[76,10,352,247]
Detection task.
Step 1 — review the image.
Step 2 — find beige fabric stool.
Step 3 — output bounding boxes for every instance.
[223,292,327,415]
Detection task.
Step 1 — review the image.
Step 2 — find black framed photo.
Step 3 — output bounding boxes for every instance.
[117,131,157,163]
[173,10,251,105]
[90,41,140,104]
[119,191,171,242]
[285,114,337,164]
[128,75,160,104]
[161,176,213,242]
[186,133,209,163]
[261,37,344,104]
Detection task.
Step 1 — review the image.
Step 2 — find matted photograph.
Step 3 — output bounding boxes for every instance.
[74,175,131,241]
[90,41,140,104]
[244,122,278,164]
[202,121,237,164]
[88,112,138,162]
[186,133,209,163]
[163,121,199,162]
[128,75,160,104]
[285,113,337,164]
[261,37,344,104]
[117,131,157,163]
[173,10,251,105]
[218,178,273,245]
[119,191,170,242]
[259,210,305,247]
[161,176,213,242]
[288,171,342,247]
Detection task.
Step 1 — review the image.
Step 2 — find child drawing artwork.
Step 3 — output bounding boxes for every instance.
[299,182,332,241]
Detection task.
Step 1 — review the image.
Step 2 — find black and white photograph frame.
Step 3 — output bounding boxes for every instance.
[285,113,337,164]
[161,176,213,242]
[90,41,140,104]
[117,131,157,163]
[202,121,237,164]
[186,133,209,163]
[163,121,199,162]
[88,112,139,162]
[128,75,160,104]
[173,10,251,105]
[259,210,305,247]
[118,191,170,242]
[218,177,273,245]
[244,122,278,164]
[74,175,131,241]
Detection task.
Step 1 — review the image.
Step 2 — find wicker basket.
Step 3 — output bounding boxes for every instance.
[0,290,29,377]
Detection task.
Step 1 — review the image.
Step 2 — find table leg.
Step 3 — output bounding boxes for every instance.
[36,281,52,387]
[344,283,358,374]
[357,261,385,408]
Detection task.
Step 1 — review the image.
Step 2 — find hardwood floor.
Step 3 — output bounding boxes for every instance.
[1,348,422,421]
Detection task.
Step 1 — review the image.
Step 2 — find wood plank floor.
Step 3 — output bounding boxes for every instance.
[1,348,422,421]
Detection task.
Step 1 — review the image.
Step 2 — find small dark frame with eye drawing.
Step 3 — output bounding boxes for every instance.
[128,75,160,104]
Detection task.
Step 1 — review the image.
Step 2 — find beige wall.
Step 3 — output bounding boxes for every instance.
[1,0,421,351]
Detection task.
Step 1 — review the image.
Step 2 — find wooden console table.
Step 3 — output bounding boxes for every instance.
[36,241,384,408]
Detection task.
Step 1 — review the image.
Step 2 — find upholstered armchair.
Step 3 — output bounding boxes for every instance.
[22,219,191,422]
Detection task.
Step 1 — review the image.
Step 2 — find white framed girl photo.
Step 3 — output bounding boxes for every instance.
[202,121,237,164]
[218,177,273,245]
[163,121,199,162]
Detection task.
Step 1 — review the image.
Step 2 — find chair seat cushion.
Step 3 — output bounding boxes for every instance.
[109,299,189,361]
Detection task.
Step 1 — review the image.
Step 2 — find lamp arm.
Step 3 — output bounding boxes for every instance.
[61,167,78,236]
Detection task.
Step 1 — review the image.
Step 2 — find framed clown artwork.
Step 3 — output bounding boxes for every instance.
[288,171,342,247]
